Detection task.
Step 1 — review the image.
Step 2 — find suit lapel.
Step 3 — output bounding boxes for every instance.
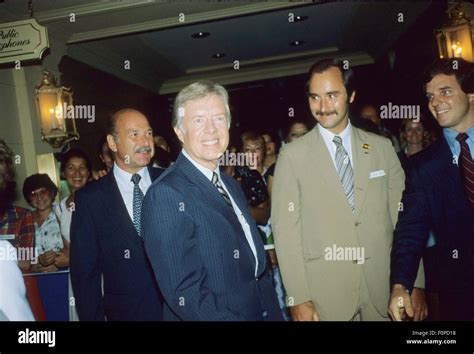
[148,165,164,182]
[351,128,371,220]
[176,154,238,219]
[176,154,260,273]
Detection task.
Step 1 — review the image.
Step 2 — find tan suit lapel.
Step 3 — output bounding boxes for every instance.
[309,128,353,216]
[351,127,371,220]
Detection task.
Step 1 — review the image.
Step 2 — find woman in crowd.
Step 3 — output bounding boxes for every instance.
[261,131,280,199]
[262,131,279,171]
[398,117,432,170]
[54,148,91,321]
[286,120,309,143]
[23,173,69,320]
[233,131,290,320]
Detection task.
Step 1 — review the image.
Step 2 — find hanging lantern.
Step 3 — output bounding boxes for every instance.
[435,3,473,62]
[35,70,79,148]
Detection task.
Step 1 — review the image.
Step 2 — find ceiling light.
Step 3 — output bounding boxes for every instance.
[191,31,210,39]
[294,15,308,22]
[212,53,226,59]
[290,40,305,46]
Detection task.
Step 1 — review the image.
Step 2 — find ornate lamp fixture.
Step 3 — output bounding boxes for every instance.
[35,71,79,148]
[435,3,473,62]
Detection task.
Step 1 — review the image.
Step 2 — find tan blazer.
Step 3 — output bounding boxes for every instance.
[272,125,424,320]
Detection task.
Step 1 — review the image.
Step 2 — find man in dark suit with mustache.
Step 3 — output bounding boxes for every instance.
[70,109,164,321]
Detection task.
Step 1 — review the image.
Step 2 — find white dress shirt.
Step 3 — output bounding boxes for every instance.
[113,162,152,222]
[181,149,259,276]
[0,241,35,321]
[318,121,354,169]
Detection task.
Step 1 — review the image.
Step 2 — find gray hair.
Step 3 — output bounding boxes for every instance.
[172,81,231,129]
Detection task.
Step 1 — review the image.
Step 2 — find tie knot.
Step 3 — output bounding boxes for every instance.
[131,173,141,185]
[456,133,468,143]
[333,135,343,146]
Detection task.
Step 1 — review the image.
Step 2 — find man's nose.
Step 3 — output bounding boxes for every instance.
[319,98,329,113]
[204,118,217,133]
[430,95,441,108]
[137,134,150,146]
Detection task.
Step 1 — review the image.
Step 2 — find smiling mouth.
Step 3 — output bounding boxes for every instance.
[202,139,218,146]
[436,108,449,115]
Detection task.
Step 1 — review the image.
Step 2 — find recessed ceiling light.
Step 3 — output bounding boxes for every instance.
[212,53,226,59]
[191,31,210,39]
[290,40,305,46]
[294,15,308,22]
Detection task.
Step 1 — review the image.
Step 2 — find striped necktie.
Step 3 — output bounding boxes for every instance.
[333,136,355,212]
[131,173,144,236]
[212,172,233,208]
[456,133,474,207]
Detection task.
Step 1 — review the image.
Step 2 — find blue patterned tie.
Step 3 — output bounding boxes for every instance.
[131,173,144,236]
[333,136,355,212]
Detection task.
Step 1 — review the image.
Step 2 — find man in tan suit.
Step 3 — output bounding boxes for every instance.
[272,58,426,321]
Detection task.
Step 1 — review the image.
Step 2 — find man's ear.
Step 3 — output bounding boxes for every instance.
[349,90,356,104]
[174,127,185,144]
[107,134,117,153]
[468,93,474,103]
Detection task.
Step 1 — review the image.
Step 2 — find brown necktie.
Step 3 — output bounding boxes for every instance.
[456,133,474,207]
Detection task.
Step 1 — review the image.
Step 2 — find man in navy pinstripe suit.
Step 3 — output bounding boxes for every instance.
[141,81,282,321]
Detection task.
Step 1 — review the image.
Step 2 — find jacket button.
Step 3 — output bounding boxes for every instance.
[262,311,268,318]
[355,221,361,226]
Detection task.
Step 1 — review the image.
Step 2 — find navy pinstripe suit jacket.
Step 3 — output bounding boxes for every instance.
[141,153,282,321]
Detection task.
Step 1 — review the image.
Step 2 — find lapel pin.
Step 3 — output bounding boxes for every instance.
[362,143,370,154]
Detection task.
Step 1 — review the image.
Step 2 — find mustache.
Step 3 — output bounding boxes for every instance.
[135,146,152,154]
[315,111,337,116]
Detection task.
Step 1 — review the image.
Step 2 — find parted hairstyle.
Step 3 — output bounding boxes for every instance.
[172,81,231,129]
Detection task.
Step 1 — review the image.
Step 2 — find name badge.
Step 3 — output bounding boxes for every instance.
[0,234,15,240]
[369,170,386,179]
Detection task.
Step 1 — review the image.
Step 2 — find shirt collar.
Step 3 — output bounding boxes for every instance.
[113,162,148,184]
[181,148,220,182]
[443,125,474,149]
[35,210,56,227]
[318,120,352,142]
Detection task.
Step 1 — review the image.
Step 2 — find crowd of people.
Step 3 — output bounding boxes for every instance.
[0,57,473,321]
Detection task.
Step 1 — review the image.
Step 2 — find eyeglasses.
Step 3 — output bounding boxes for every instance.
[29,188,49,200]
